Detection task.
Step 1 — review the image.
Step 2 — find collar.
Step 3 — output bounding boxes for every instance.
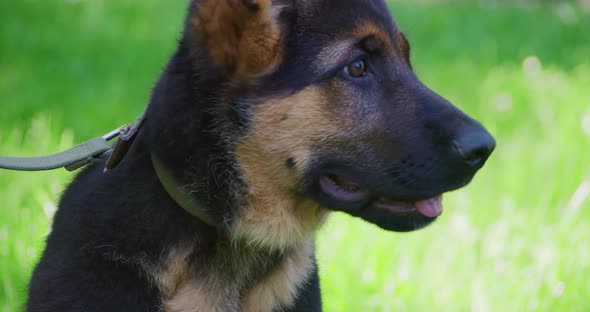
[106,112,217,227]
[104,111,147,171]
[151,154,217,227]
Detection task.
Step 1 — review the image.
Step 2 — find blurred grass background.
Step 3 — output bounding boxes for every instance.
[1,0,589,311]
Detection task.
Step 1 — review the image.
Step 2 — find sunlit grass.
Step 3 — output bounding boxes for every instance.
[1,1,589,311]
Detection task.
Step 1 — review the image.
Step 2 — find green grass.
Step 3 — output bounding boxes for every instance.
[1,1,589,311]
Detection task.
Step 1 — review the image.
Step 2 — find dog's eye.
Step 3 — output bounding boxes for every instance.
[344,58,368,78]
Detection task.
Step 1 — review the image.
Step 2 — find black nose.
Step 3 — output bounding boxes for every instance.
[453,128,496,168]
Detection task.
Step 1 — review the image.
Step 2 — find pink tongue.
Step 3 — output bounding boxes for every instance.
[415,195,443,218]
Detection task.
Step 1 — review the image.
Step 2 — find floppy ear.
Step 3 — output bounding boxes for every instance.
[192,0,286,80]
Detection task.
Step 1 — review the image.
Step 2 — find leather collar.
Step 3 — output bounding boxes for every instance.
[151,154,217,227]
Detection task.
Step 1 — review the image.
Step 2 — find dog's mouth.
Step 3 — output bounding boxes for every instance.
[317,174,445,231]
[320,175,443,218]
[319,175,443,218]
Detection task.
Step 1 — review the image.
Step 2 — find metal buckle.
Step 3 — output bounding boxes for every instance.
[102,126,127,141]
[64,126,127,171]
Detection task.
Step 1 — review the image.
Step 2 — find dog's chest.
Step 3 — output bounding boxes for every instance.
[158,241,314,312]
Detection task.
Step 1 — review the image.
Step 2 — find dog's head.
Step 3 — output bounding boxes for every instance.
[151,0,495,249]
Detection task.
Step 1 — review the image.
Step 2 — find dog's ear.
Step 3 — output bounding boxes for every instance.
[192,0,287,80]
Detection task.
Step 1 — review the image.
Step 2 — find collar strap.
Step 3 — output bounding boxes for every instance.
[151,154,217,227]
[104,112,147,172]
[109,113,216,227]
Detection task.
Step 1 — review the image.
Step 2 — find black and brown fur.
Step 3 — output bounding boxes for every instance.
[27,0,495,311]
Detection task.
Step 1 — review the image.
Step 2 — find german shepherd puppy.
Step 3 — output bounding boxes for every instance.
[27,0,495,311]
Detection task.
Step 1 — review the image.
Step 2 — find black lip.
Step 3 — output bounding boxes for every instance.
[308,169,373,212]
[356,201,438,232]
[310,173,467,212]
[310,189,439,232]
[310,182,370,212]
[306,174,466,232]
[304,158,483,232]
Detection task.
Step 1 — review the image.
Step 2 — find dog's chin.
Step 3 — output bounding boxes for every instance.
[310,175,445,232]
[353,200,439,232]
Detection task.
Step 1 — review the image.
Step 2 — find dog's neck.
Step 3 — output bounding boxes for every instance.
[142,41,245,225]
[114,140,312,310]
[151,153,218,227]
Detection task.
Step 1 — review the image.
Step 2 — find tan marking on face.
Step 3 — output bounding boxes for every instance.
[352,21,396,54]
[314,21,397,75]
[241,240,315,311]
[233,86,360,250]
[314,39,358,75]
[398,31,411,62]
[192,0,285,80]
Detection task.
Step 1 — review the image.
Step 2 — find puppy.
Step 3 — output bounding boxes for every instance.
[27,1,495,311]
